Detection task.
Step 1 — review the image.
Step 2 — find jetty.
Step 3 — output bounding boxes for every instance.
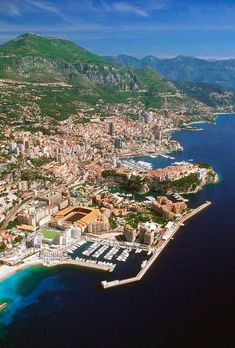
[45,259,114,272]
[101,201,211,289]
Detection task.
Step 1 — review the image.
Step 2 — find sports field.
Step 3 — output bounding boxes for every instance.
[42,229,60,240]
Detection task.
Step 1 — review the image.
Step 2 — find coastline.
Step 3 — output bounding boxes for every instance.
[119,120,211,160]
[0,261,43,282]
[214,112,235,115]
[0,259,112,283]
[0,116,222,292]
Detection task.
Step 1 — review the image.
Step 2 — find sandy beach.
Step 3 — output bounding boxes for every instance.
[0,258,112,283]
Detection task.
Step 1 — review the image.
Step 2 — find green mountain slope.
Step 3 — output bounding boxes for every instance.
[0,33,140,91]
[0,33,215,129]
[104,54,141,68]
[175,81,235,111]
[0,34,178,99]
[0,33,107,64]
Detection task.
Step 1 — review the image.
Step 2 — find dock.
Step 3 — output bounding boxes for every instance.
[45,259,114,272]
[101,201,212,289]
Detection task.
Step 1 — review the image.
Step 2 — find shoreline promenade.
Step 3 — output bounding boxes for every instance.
[0,258,112,283]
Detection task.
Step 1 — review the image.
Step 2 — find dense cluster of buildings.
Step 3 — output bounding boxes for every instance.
[147,163,206,182]
[0,112,182,195]
[124,221,162,246]
[0,99,217,258]
[16,192,70,231]
[153,196,187,220]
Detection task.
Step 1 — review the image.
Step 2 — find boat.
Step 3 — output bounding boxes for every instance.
[172,161,190,166]
[119,193,132,198]
[173,193,189,202]
[161,154,175,160]
[141,260,147,268]
[137,161,153,170]
[146,196,156,203]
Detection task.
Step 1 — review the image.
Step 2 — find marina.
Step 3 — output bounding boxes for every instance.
[52,236,153,277]
[101,201,212,289]
[173,193,189,202]
[46,259,114,272]
[121,159,153,171]
[172,160,190,166]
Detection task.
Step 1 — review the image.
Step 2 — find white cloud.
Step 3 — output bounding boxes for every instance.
[113,2,148,17]
[0,0,61,16]
[24,0,60,14]
[0,1,21,16]
[0,21,110,34]
[85,1,154,17]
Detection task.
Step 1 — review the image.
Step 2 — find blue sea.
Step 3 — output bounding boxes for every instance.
[0,114,235,348]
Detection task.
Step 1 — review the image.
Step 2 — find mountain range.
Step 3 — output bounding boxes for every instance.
[0,33,184,102]
[104,54,235,90]
[0,33,234,129]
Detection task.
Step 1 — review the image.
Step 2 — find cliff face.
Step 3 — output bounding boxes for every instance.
[0,55,140,91]
[102,170,149,194]
[76,64,139,90]
[148,168,219,195]
[103,166,219,195]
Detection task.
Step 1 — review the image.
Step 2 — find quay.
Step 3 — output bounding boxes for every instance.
[44,259,113,272]
[101,201,212,289]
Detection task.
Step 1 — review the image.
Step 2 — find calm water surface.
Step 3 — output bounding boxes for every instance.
[0,115,235,348]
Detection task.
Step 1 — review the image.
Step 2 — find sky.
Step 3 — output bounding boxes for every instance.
[0,0,235,59]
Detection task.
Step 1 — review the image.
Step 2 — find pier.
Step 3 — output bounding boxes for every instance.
[44,259,114,272]
[101,201,212,289]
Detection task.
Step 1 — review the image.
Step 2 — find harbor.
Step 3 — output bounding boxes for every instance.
[0,235,152,283]
[68,237,151,274]
[101,201,212,289]
[0,201,212,285]
[45,259,114,272]
[120,159,153,171]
